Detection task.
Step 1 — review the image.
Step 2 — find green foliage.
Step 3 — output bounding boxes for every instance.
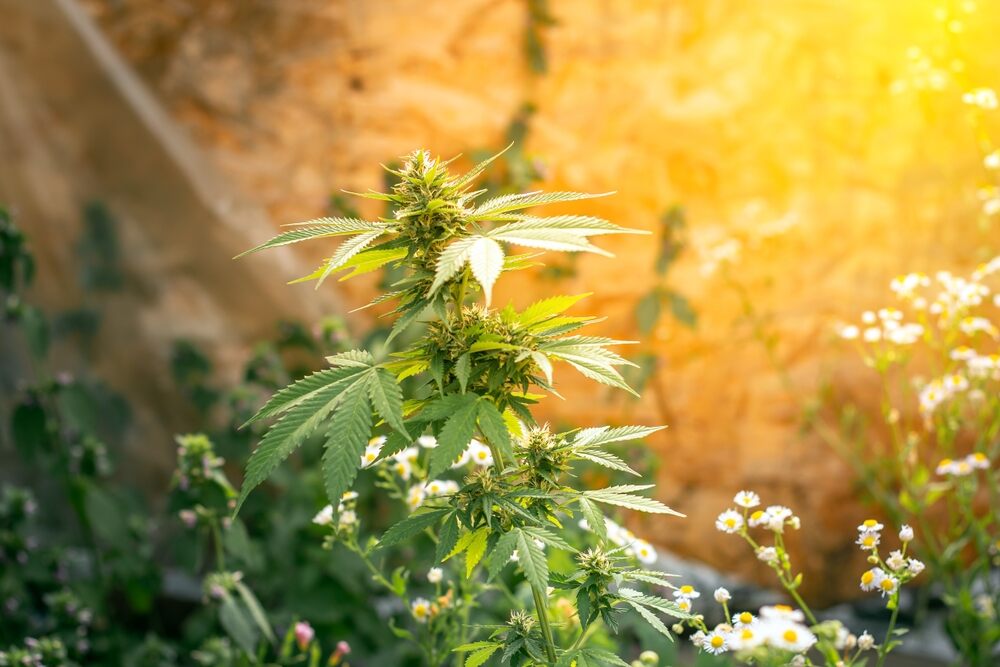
[238,149,684,665]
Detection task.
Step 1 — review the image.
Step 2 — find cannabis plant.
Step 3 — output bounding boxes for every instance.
[237,149,691,665]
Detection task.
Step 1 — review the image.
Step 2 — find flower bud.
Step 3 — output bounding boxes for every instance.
[294,621,314,651]
[713,587,731,603]
[858,632,875,650]
[899,525,914,542]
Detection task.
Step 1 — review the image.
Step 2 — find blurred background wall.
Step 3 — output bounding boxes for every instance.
[2,0,999,601]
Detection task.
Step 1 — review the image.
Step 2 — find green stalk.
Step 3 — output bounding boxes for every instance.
[875,600,901,667]
[531,583,557,664]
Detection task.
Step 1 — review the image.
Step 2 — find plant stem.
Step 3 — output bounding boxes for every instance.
[211,519,226,572]
[876,600,901,667]
[569,618,600,651]
[531,583,557,664]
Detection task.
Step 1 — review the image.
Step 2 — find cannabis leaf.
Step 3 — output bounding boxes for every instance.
[235,353,406,512]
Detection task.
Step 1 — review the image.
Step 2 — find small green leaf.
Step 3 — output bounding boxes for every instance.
[367,369,407,435]
[515,529,548,592]
[477,399,513,463]
[465,645,500,667]
[320,388,372,505]
[455,352,471,393]
[577,497,607,542]
[429,397,479,476]
[379,508,451,550]
[465,527,490,578]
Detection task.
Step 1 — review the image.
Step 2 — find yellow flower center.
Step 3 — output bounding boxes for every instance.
[863,519,878,528]
[741,629,754,639]
[774,604,792,612]
[863,536,875,547]
[861,571,875,585]
[751,510,764,521]
[939,458,952,467]
[725,518,736,528]
[972,453,986,463]
[880,578,895,592]
[739,612,753,624]
[477,451,488,460]
[680,585,694,595]
[783,629,798,642]
[710,636,725,649]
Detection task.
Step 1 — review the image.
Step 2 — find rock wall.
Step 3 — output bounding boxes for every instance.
[70,0,1000,601]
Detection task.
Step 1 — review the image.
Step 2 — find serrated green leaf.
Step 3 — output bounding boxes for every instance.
[235,218,385,258]
[326,350,375,368]
[445,528,480,562]
[468,236,505,306]
[473,191,613,218]
[436,513,460,563]
[622,570,678,587]
[516,529,548,592]
[520,526,574,552]
[495,215,645,237]
[490,229,613,256]
[429,396,479,476]
[465,527,490,578]
[455,352,471,393]
[316,230,385,287]
[573,425,666,448]
[477,399,513,463]
[243,366,359,425]
[336,246,408,281]
[583,487,683,516]
[466,645,500,667]
[623,600,673,640]
[236,376,363,514]
[429,237,476,295]
[487,530,519,579]
[320,388,372,504]
[379,508,450,550]
[368,369,407,435]
[573,448,639,476]
[577,497,607,542]
[518,293,591,328]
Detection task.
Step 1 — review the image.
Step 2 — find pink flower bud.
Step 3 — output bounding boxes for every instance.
[294,621,315,651]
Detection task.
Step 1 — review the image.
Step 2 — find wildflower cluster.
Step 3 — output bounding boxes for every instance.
[676,491,920,665]
[831,254,1000,662]
[855,521,924,603]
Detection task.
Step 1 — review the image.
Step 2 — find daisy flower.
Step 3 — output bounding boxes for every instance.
[733,490,760,508]
[360,438,384,468]
[860,567,884,592]
[631,539,657,565]
[406,485,426,511]
[878,574,899,597]
[391,458,413,481]
[703,630,729,655]
[756,546,779,564]
[468,439,493,466]
[411,598,432,623]
[673,584,700,599]
[732,611,756,628]
[728,624,763,649]
[764,620,817,652]
[967,452,989,470]
[338,510,357,527]
[857,519,884,532]
[907,558,925,576]
[427,567,443,584]
[716,509,744,534]
[759,604,805,622]
[313,505,334,526]
[856,530,880,551]
[417,435,438,448]
[748,510,767,528]
[451,448,471,468]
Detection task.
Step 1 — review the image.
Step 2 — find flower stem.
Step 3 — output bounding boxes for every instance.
[876,600,901,667]
[531,583,557,664]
